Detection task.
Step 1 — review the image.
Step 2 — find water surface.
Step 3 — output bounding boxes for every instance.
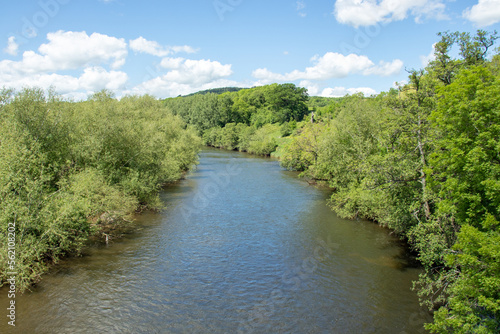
[1,148,431,333]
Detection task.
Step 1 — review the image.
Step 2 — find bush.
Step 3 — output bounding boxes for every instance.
[0,89,201,291]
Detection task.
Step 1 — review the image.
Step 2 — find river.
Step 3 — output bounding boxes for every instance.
[1,148,431,333]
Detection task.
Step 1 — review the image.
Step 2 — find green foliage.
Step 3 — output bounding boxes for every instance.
[235,123,256,152]
[2,29,499,332]
[165,83,310,133]
[280,122,324,173]
[171,31,500,332]
[429,30,499,85]
[263,83,309,124]
[307,96,340,109]
[0,113,54,290]
[246,124,281,156]
[417,65,500,332]
[279,120,297,137]
[203,123,280,156]
[457,30,498,66]
[427,218,500,333]
[430,66,500,227]
[0,89,200,291]
[172,82,309,157]
[278,30,500,332]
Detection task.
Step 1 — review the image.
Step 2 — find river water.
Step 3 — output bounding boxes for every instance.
[1,148,431,333]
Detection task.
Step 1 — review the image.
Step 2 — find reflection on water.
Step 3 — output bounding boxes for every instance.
[1,148,431,333]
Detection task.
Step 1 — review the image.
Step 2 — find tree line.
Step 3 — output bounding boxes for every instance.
[164,82,309,155]
[166,30,500,333]
[0,90,200,291]
[1,28,498,333]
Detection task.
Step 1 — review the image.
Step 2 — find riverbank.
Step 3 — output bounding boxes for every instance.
[0,89,201,292]
[0,148,432,333]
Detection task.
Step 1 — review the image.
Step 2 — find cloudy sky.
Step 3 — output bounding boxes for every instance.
[1,0,500,100]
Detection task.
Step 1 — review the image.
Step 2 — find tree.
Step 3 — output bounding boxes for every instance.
[0,89,201,291]
[280,122,326,173]
[457,30,498,66]
[264,83,309,123]
[430,65,500,228]
[424,65,500,333]
[429,31,460,85]
[427,218,500,333]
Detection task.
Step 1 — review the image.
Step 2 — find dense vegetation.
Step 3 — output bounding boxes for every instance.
[164,82,309,155]
[166,30,500,333]
[0,90,200,291]
[1,28,498,332]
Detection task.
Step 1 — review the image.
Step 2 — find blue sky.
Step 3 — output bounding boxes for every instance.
[1,0,500,99]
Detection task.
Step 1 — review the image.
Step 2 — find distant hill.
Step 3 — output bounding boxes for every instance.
[183,87,248,97]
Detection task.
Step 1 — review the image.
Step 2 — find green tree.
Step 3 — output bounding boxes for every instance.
[430,65,500,228]
[429,31,460,85]
[428,217,500,333]
[264,83,309,123]
[423,65,500,333]
[280,122,325,174]
[457,30,498,66]
[0,89,201,291]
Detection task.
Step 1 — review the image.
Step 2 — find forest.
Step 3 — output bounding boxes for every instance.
[164,30,500,333]
[1,28,499,333]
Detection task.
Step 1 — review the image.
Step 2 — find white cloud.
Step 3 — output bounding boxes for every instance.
[79,67,128,91]
[128,78,242,98]
[160,58,233,86]
[420,43,436,67]
[39,30,127,70]
[252,52,403,82]
[463,0,500,27]
[362,59,404,76]
[9,73,80,93]
[126,58,234,97]
[320,86,378,97]
[334,0,448,27]
[129,37,197,57]
[160,57,186,69]
[0,31,128,76]
[0,66,128,95]
[299,80,320,96]
[0,31,130,99]
[4,37,19,56]
[0,30,242,99]
[298,80,377,97]
[0,30,237,99]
